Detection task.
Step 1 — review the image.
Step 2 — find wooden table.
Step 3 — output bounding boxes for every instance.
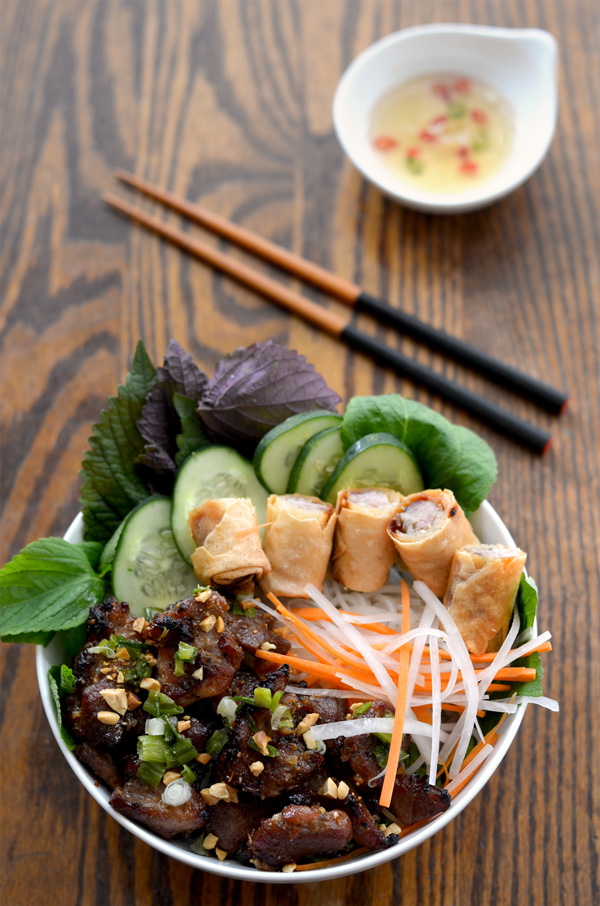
[1,2,598,904]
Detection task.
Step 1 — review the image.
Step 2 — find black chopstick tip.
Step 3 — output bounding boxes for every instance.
[541,437,553,456]
[559,397,570,415]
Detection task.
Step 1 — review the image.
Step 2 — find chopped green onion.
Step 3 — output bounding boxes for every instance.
[181,764,196,785]
[352,701,373,717]
[121,657,152,686]
[137,761,166,788]
[271,704,292,731]
[88,638,117,657]
[159,628,169,641]
[448,101,467,119]
[173,658,185,677]
[137,735,167,763]
[206,729,229,756]
[171,738,198,765]
[162,716,178,743]
[373,743,389,770]
[406,157,424,175]
[143,690,184,718]
[216,697,238,726]
[145,607,159,622]
[253,687,273,710]
[193,585,210,595]
[176,641,198,662]
[231,695,255,706]
[374,731,392,745]
[271,690,283,710]
[232,600,255,617]
[249,739,278,758]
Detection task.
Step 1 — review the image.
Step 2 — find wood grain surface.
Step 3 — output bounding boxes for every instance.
[1,1,598,904]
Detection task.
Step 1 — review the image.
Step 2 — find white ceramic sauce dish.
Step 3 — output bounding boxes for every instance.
[333,25,558,213]
[36,502,527,883]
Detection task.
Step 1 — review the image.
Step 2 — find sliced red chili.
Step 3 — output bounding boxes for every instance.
[459,160,478,175]
[373,135,398,151]
[432,83,451,102]
[453,78,471,93]
[470,109,488,125]
[406,146,421,158]
[456,147,470,159]
[419,129,437,143]
[430,114,449,127]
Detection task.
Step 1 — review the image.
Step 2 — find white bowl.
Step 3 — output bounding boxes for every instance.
[37,503,527,883]
[333,24,558,213]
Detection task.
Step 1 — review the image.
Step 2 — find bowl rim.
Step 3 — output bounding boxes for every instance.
[332,23,558,213]
[36,502,528,883]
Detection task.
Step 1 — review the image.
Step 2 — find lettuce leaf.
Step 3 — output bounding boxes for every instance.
[48,664,77,750]
[340,394,496,515]
[0,539,107,640]
[197,341,341,455]
[138,340,208,475]
[80,340,157,542]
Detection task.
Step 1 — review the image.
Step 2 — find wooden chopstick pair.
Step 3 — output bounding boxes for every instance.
[104,170,569,453]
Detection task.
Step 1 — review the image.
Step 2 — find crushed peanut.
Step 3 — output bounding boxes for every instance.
[249,761,264,776]
[132,617,147,634]
[295,712,320,736]
[97,711,120,726]
[116,670,125,684]
[200,614,217,633]
[337,781,350,800]
[140,677,161,692]
[318,777,339,799]
[259,641,276,651]
[127,692,142,710]
[215,848,227,861]
[302,729,319,751]
[252,731,272,757]
[177,720,191,733]
[192,667,204,680]
[196,753,211,765]
[200,782,239,806]
[100,666,112,674]
[162,771,181,785]
[203,833,219,850]
[383,823,401,837]
[194,588,212,603]
[281,863,297,873]
[215,616,225,633]
[115,647,130,661]
[144,653,157,666]
[100,687,128,716]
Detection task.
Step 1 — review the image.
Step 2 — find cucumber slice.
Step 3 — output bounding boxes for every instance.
[172,445,268,562]
[112,497,198,617]
[321,433,424,503]
[253,410,342,494]
[287,426,344,496]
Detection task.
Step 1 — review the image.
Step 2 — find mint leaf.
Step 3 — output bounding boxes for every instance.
[80,340,157,542]
[138,340,208,475]
[0,538,107,639]
[446,425,497,516]
[48,665,77,750]
[340,395,409,448]
[173,393,209,466]
[515,650,544,697]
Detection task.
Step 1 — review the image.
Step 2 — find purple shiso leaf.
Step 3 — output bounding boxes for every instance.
[138,340,208,474]
[197,341,341,452]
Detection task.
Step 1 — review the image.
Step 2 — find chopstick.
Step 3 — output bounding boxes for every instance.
[103,190,552,453]
[115,169,569,416]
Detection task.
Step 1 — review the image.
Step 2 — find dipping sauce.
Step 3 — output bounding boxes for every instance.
[370,74,515,193]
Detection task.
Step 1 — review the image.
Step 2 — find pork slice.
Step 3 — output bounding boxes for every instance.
[110,776,208,839]
[248,805,352,869]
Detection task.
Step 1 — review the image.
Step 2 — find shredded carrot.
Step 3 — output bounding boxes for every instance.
[379,580,411,809]
[291,606,397,636]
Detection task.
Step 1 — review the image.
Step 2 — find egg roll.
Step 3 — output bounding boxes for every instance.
[444,544,527,655]
[262,494,336,598]
[331,488,404,592]
[189,498,270,592]
[387,489,478,597]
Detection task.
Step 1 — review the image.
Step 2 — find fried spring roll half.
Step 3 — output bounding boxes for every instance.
[444,544,527,655]
[189,497,270,592]
[262,494,336,598]
[331,488,404,592]
[387,489,478,598]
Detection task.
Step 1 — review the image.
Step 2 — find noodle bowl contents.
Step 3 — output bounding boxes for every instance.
[370,74,515,193]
